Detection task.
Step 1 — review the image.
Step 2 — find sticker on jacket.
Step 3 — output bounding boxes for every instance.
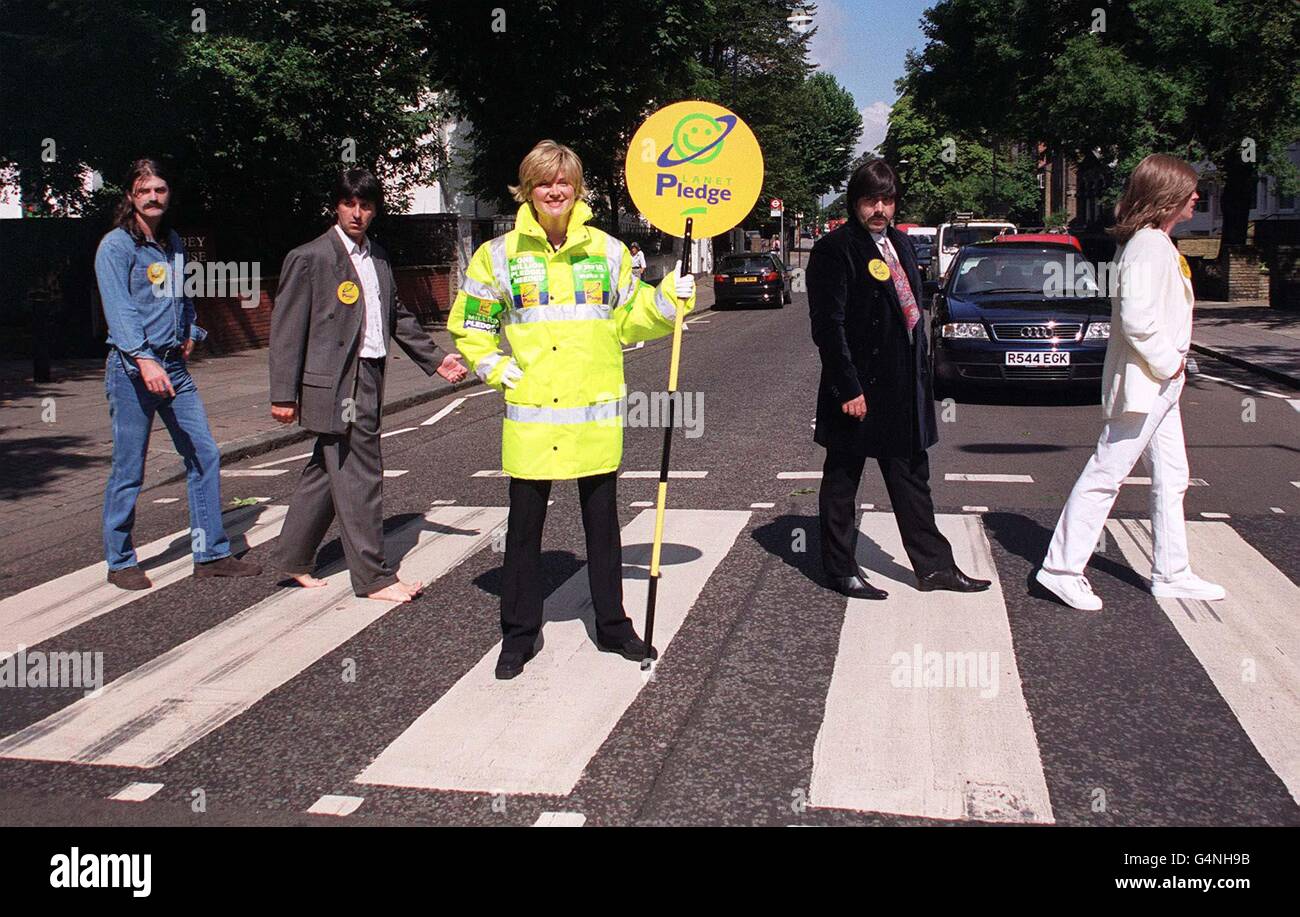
[463,295,502,332]
[868,259,891,281]
[337,281,360,305]
[1178,254,1191,278]
[509,255,548,307]
[146,262,168,284]
[571,256,610,305]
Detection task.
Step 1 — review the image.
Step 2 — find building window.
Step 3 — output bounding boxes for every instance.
[1195,181,1211,213]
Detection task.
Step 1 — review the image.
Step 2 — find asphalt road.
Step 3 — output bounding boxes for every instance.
[1,291,1297,827]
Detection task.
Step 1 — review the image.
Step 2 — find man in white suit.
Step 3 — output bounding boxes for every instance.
[1036,154,1225,611]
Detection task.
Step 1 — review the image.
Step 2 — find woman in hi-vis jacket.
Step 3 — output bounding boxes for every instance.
[449,140,696,679]
[1035,154,1225,611]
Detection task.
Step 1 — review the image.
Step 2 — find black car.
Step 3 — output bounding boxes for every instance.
[929,241,1111,395]
[912,240,935,280]
[712,252,792,308]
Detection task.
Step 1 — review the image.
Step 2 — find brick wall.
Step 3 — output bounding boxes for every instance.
[193,264,455,354]
[1223,245,1268,302]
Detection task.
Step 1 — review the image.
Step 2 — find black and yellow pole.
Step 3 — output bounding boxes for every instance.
[642,217,694,669]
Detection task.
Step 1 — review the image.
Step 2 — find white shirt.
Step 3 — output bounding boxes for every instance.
[870,230,898,266]
[631,250,647,274]
[335,224,386,358]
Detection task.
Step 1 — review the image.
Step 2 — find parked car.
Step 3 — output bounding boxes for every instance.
[712,252,791,308]
[929,240,1110,394]
[935,219,1017,281]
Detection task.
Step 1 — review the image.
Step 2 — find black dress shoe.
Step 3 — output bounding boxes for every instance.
[495,648,534,680]
[596,635,658,662]
[828,574,888,600]
[916,566,991,593]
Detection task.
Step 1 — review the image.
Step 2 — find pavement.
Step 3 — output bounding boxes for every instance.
[1189,300,1300,390]
[1,284,1297,829]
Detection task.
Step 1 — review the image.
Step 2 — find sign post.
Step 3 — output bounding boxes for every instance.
[625,101,764,667]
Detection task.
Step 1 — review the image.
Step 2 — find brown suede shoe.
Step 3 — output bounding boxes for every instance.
[194,555,262,578]
[107,566,152,590]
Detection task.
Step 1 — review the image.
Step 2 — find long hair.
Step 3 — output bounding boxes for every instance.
[846,158,899,227]
[1109,154,1198,243]
[111,158,174,247]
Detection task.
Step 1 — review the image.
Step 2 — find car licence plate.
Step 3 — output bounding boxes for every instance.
[734,276,758,283]
[1005,351,1070,366]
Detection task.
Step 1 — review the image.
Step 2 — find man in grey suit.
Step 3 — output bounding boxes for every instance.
[269,168,468,603]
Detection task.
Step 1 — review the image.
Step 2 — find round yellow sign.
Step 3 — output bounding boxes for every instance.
[868,259,891,281]
[146,262,167,284]
[625,100,764,238]
[337,281,360,305]
[1178,254,1191,278]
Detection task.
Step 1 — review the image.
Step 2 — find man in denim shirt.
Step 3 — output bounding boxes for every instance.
[95,158,261,589]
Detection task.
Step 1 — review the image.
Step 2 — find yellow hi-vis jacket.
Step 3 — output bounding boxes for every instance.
[449,201,695,480]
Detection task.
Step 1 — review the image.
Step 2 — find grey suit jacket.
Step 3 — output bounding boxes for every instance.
[269,227,447,434]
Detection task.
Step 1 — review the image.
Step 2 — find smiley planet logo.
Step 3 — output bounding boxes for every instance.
[626,100,764,238]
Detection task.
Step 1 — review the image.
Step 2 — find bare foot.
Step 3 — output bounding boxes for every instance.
[366,583,414,603]
[397,578,424,598]
[290,573,329,588]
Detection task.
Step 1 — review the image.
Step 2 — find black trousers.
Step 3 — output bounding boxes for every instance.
[818,444,955,580]
[500,471,636,656]
[275,358,400,596]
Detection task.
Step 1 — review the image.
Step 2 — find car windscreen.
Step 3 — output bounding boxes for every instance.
[951,250,1100,298]
[942,226,1011,251]
[909,233,935,246]
[719,256,776,273]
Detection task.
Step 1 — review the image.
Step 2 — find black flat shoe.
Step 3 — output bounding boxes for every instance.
[596,635,657,662]
[495,648,534,680]
[916,566,991,593]
[829,574,888,600]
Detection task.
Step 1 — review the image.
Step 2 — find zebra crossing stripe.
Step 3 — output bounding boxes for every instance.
[0,505,508,768]
[1108,518,1300,805]
[809,513,1054,824]
[355,508,751,796]
[0,503,288,652]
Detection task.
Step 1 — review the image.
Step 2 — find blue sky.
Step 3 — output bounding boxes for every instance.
[807,0,934,156]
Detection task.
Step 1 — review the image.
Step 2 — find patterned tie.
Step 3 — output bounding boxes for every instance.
[880,240,921,333]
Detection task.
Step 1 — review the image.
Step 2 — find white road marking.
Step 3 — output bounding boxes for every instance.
[109,782,164,802]
[620,470,708,479]
[380,427,418,439]
[751,502,776,509]
[621,341,647,353]
[430,499,457,506]
[383,470,408,478]
[1123,476,1208,486]
[945,473,1034,483]
[221,469,288,477]
[422,397,467,426]
[0,505,508,768]
[778,472,822,480]
[308,795,365,817]
[355,509,750,796]
[472,470,508,477]
[252,451,314,469]
[465,388,495,398]
[810,513,1053,824]
[1288,399,1300,413]
[961,506,990,513]
[1195,372,1287,400]
[0,503,288,652]
[1200,512,1231,519]
[1108,518,1300,805]
[152,498,179,504]
[859,503,875,510]
[630,501,655,508]
[1271,507,1285,514]
[533,811,586,827]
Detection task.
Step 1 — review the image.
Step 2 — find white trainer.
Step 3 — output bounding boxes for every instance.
[1151,573,1226,601]
[1035,568,1103,611]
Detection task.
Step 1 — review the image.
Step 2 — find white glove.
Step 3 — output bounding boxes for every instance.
[668,270,696,300]
[500,360,524,390]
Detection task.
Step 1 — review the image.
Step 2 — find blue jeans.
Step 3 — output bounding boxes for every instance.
[103,350,231,569]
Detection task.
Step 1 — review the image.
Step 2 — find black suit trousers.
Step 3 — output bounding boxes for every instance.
[500,471,636,656]
[818,444,955,580]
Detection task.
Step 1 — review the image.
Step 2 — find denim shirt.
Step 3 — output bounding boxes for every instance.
[95,227,207,361]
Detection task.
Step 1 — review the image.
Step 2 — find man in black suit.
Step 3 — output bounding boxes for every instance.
[807,159,989,599]
[269,169,468,602]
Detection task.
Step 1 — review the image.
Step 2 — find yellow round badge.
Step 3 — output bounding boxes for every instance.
[625,100,764,238]
[1178,254,1191,278]
[868,259,891,281]
[146,262,167,284]
[337,281,360,305]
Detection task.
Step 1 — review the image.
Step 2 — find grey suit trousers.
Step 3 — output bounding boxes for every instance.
[275,357,399,595]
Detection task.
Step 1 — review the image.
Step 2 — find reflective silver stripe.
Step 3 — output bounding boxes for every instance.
[501,304,610,325]
[604,233,626,307]
[475,351,504,383]
[618,276,639,306]
[505,399,625,425]
[655,286,677,322]
[460,276,499,302]
[489,236,512,304]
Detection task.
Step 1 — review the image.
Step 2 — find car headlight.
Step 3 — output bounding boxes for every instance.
[1084,322,1110,340]
[941,322,989,339]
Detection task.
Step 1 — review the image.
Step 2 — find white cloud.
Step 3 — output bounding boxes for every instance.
[857,100,892,157]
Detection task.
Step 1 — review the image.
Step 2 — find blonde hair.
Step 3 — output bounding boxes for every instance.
[509,140,585,204]
[1109,154,1198,243]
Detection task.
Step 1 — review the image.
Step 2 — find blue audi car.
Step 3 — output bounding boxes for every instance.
[928,238,1111,395]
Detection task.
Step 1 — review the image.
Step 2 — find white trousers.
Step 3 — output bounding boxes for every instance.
[1043,374,1190,582]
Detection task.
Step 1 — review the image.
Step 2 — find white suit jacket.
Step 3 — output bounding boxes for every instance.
[1101,227,1193,418]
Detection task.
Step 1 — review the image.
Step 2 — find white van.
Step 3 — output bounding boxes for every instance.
[936,220,1017,281]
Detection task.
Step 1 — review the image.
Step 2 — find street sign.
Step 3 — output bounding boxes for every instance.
[625,100,764,238]
[770,197,783,217]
